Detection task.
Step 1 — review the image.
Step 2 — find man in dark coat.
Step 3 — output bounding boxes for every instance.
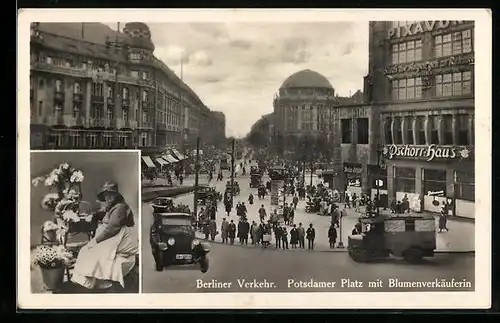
[241,218,250,245]
[237,219,244,244]
[328,223,337,249]
[290,224,299,248]
[274,225,282,249]
[228,220,236,245]
[306,223,316,250]
[281,226,289,249]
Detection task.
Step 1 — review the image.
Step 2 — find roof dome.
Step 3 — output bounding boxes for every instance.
[280,69,333,89]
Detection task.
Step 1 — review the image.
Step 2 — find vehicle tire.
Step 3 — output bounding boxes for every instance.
[200,257,209,273]
[348,248,368,262]
[403,247,424,264]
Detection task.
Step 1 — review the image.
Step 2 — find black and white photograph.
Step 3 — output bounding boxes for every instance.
[29,151,140,294]
[18,9,491,309]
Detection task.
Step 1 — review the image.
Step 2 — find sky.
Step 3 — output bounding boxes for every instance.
[111,22,368,137]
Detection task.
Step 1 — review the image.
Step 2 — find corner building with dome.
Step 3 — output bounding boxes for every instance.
[273,69,371,196]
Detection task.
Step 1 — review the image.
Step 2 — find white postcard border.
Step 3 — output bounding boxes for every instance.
[17,8,492,309]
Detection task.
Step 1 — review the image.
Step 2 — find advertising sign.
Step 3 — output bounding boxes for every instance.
[382,144,472,162]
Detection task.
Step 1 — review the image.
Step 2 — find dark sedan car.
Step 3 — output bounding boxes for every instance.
[150,212,210,272]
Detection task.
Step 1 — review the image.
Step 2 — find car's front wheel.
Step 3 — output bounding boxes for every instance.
[200,257,209,273]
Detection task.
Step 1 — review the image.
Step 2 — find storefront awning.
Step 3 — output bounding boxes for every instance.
[171,149,187,161]
[142,156,156,168]
[162,154,179,163]
[156,158,169,166]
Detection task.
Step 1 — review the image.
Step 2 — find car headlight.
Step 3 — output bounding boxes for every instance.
[167,237,176,246]
[192,239,200,247]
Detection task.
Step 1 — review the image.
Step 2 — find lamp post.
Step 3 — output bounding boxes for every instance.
[375,145,385,215]
[230,138,235,208]
[193,136,201,220]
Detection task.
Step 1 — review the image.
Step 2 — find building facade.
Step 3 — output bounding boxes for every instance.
[30,22,226,151]
[272,69,369,193]
[365,21,475,218]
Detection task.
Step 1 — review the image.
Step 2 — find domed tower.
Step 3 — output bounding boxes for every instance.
[122,22,155,61]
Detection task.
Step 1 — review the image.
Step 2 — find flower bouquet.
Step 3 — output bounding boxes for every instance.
[32,244,73,290]
[32,163,96,240]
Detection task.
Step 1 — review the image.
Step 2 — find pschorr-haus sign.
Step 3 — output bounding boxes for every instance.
[383,144,472,162]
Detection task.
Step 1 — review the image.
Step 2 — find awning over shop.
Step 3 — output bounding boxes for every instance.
[142,156,156,168]
[171,149,187,161]
[156,158,169,166]
[162,154,179,163]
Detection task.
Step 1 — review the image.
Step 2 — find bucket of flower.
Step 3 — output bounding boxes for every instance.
[32,244,73,292]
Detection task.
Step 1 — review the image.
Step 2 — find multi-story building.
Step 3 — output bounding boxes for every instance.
[272,69,368,192]
[29,22,226,152]
[365,20,475,218]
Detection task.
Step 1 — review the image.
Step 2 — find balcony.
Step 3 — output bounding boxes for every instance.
[45,115,84,127]
[114,118,137,129]
[138,120,153,129]
[88,117,111,128]
[31,61,88,78]
[54,91,65,102]
[92,95,104,103]
[73,93,83,102]
[122,98,130,106]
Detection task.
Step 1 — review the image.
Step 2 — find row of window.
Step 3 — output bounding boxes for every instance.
[341,118,369,144]
[384,114,472,146]
[394,167,474,201]
[39,53,198,104]
[391,29,473,64]
[391,71,472,101]
[48,131,147,148]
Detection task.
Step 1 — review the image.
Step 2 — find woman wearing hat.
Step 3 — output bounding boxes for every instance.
[71,181,138,291]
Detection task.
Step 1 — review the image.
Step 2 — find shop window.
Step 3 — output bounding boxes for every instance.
[391,39,422,64]
[423,169,447,195]
[416,116,426,144]
[442,114,453,145]
[454,170,475,201]
[456,114,470,145]
[70,132,81,148]
[434,29,473,58]
[436,71,472,97]
[103,134,113,147]
[405,116,414,144]
[341,119,352,144]
[385,117,393,145]
[429,116,439,144]
[87,133,98,147]
[357,118,369,144]
[393,117,402,144]
[394,167,416,193]
[392,77,422,101]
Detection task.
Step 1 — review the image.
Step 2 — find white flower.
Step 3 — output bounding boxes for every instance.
[44,171,59,186]
[61,163,69,170]
[42,220,59,232]
[83,214,93,222]
[62,209,80,223]
[41,193,60,210]
[70,170,84,183]
[31,176,45,187]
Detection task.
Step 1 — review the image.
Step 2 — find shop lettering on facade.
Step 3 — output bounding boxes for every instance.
[383,144,471,162]
[384,54,474,77]
[343,163,363,174]
[388,20,466,39]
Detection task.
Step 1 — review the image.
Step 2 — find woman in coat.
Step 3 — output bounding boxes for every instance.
[290,224,299,248]
[328,224,338,249]
[71,182,138,290]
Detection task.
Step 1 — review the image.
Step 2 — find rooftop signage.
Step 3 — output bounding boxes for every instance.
[388,21,467,39]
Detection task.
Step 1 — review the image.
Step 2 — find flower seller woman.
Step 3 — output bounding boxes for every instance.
[71,181,138,290]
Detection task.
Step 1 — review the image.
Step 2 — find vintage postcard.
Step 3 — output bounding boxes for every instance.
[17,9,491,309]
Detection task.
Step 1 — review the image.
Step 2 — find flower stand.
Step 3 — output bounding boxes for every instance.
[40,266,65,291]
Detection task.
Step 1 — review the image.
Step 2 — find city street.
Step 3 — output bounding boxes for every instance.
[141,168,475,293]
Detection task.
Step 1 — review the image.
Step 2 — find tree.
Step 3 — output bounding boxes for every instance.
[246,131,267,149]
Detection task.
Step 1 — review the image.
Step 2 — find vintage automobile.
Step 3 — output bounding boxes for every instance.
[151,197,175,214]
[347,214,436,264]
[150,212,210,272]
[197,185,221,205]
[225,181,241,195]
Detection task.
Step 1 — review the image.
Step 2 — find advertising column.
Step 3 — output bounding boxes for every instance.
[269,167,286,222]
[343,162,363,197]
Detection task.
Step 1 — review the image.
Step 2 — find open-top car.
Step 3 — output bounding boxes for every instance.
[150,212,210,272]
[197,185,221,205]
[152,197,175,214]
[225,181,241,195]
